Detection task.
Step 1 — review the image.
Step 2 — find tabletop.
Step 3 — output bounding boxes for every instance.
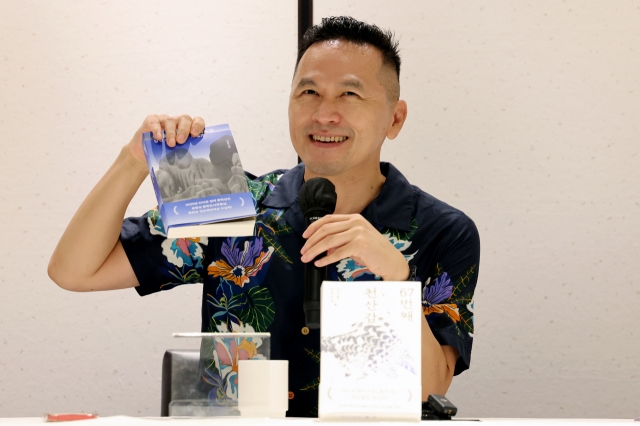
[0,417,636,426]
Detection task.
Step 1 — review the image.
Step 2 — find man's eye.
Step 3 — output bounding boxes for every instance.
[343,91,357,96]
[302,89,317,95]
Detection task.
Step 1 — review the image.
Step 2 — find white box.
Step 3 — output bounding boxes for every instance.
[238,360,288,418]
[318,281,422,421]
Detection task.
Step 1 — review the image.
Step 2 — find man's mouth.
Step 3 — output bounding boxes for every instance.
[309,135,349,143]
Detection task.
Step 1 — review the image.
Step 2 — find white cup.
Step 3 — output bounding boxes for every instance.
[238,360,289,418]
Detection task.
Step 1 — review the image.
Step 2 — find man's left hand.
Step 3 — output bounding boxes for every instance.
[300,214,410,281]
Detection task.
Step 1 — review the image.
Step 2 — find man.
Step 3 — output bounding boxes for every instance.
[48,17,480,417]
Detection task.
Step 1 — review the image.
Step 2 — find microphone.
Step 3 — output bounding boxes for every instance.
[298,177,337,329]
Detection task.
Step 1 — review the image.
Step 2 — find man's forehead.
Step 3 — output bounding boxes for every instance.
[294,40,384,81]
[300,40,382,67]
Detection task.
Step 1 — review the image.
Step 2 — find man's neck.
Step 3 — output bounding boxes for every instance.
[304,163,386,215]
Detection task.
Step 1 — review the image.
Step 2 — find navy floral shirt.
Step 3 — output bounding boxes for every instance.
[120,162,480,417]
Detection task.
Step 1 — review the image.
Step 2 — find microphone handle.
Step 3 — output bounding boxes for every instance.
[303,260,325,329]
[302,214,329,329]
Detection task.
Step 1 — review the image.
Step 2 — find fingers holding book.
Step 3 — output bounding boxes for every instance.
[127,114,206,164]
[157,114,205,147]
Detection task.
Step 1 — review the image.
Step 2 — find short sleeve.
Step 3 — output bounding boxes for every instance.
[421,213,480,375]
[119,208,209,296]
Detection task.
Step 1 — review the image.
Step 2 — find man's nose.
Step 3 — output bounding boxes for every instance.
[312,99,341,124]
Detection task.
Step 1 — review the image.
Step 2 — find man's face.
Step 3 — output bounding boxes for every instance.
[288,40,403,178]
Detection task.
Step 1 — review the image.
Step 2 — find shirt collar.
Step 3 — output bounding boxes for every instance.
[262,162,414,234]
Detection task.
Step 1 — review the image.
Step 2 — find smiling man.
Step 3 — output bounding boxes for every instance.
[49,17,480,417]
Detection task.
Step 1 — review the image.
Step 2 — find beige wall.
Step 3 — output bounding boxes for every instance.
[315,0,640,418]
[1,0,639,418]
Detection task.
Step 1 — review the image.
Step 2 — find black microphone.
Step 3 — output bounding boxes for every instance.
[298,177,337,329]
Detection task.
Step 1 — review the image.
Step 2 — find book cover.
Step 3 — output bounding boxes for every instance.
[142,124,256,238]
[319,281,422,421]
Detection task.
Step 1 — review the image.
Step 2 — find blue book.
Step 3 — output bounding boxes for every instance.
[142,124,256,238]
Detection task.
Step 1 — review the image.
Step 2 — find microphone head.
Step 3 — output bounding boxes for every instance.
[298,177,337,218]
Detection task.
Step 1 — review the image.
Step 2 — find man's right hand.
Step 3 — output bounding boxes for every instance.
[127,114,206,164]
[49,113,206,292]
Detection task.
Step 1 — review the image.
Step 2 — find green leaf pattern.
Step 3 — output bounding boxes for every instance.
[238,286,276,332]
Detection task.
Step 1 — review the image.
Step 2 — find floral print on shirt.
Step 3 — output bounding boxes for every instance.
[146,207,208,289]
[422,263,476,337]
[207,237,276,333]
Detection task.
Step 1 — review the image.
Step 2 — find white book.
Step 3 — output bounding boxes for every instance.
[319,281,422,421]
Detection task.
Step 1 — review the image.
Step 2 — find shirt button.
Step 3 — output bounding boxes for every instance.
[288,391,295,400]
[301,326,310,335]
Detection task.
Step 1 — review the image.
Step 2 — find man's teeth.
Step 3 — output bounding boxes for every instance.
[311,135,347,142]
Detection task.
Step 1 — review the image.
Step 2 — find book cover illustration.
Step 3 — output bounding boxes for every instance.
[319,281,422,421]
[142,124,256,237]
[321,320,416,381]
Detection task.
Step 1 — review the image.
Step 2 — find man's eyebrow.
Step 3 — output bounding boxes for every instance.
[339,79,364,90]
[294,78,365,91]
[295,78,317,89]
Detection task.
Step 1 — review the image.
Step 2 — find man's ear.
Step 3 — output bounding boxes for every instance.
[386,100,408,140]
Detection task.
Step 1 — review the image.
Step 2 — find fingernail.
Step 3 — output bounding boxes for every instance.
[301,254,308,262]
[155,131,162,140]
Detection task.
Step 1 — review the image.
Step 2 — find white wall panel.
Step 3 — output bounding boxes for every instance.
[315,0,640,419]
[0,0,296,416]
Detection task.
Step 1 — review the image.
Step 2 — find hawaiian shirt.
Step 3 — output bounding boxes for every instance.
[120,162,480,418]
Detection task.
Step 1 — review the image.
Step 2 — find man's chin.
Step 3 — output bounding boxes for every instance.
[301,160,345,178]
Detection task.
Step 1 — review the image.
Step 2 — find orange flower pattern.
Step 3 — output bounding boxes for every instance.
[207,237,274,287]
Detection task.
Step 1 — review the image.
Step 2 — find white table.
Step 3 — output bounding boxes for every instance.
[0,418,635,426]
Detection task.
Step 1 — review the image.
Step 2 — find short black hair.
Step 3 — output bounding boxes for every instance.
[296,16,401,84]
